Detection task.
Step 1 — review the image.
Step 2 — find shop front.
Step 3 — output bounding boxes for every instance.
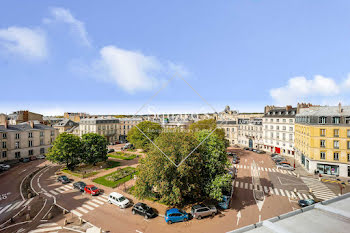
[275,147,281,154]
[317,163,339,176]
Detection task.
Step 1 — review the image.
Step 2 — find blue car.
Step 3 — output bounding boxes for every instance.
[164,208,189,224]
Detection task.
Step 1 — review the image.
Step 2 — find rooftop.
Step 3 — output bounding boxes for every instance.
[0,122,55,132]
[297,106,350,117]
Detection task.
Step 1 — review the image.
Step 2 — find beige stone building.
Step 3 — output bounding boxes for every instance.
[0,121,58,162]
[1,111,43,125]
[53,119,79,134]
[237,117,264,149]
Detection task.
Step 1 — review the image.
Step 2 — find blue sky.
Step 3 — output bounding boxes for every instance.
[1,0,350,115]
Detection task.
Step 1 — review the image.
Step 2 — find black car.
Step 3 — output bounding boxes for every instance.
[108,149,115,153]
[57,175,70,184]
[298,199,315,207]
[73,181,86,191]
[270,153,279,157]
[132,202,157,219]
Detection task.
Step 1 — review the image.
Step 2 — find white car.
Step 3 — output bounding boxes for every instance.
[36,155,46,159]
[0,164,10,171]
[276,164,294,171]
[108,192,130,208]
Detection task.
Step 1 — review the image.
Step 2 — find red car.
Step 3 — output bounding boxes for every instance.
[84,185,100,196]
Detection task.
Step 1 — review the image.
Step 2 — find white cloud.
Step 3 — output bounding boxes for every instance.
[75,45,188,93]
[45,7,90,47]
[344,75,350,89]
[0,26,47,60]
[270,75,343,105]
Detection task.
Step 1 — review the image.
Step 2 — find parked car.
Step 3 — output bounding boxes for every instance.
[257,150,266,154]
[121,143,134,151]
[218,195,231,209]
[132,202,157,219]
[244,147,249,150]
[274,158,287,164]
[164,208,189,224]
[298,199,315,207]
[73,181,86,192]
[22,158,30,163]
[270,153,279,157]
[57,175,70,184]
[272,156,286,161]
[232,158,239,164]
[108,192,130,208]
[248,148,253,151]
[278,162,291,166]
[191,204,217,220]
[84,185,100,196]
[276,164,295,171]
[0,164,10,171]
[36,155,46,159]
[107,149,115,153]
[252,149,257,152]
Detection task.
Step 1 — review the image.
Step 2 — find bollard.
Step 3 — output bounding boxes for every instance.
[294,188,297,193]
[309,188,312,193]
[297,174,300,178]
[79,217,83,225]
[64,218,68,226]
[48,213,52,220]
[63,209,66,214]
[28,193,32,199]
[26,214,30,221]
[319,177,321,181]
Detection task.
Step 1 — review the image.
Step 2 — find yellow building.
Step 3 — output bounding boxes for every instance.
[295,104,350,177]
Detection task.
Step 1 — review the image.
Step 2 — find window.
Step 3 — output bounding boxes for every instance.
[15,141,20,149]
[320,152,326,160]
[334,140,339,149]
[289,127,293,132]
[28,132,33,138]
[283,119,286,123]
[283,126,286,130]
[40,139,44,145]
[277,119,280,122]
[346,117,350,124]
[40,148,45,154]
[347,130,350,138]
[319,117,327,124]
[40,131,44,137]
[15,133,20,139]
[348,141,350,150]
[2,151,7,158]
[2,133,7,139]
[334,152,339,161]
[320,129,326,136]
[332,117,340,124]
[2,141,6,149]
[289,119,293,123]
[320,140,326,148]
[15,152,20,158]
[348,153,350,162]
[29,150,33,156]
[334,129,339,137]
[28,140,33,147]
[51,131,54,136]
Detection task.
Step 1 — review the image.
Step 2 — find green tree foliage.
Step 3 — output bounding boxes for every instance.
[189,119,229,147]
[46,133,82,170]
[134,132,203,205]
[134,130,231,205]
[81,133,108,165]
[127,121,162,150]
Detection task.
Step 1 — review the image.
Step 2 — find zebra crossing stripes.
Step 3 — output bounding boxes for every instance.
[233,164,297,176]
[0,198,33,215]
[301,177,337,201]
[279,189,285,196]
[77,207,89,213]
[28,223,62,233]
[82,204,94,210]
[0,204,11,215]
[71,209,83,217]
[285,190,290,198]
[49,190,58,195]
[87,200,100,207]
[70,195,109,217]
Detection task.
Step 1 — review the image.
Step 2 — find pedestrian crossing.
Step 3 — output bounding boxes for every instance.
[70,194,109,217]
[234,180,313,200]
[0,198,34,216]
[233,164,296,176]
[48,183,74,196]
[28,222,62,233]
[301,177,337,201]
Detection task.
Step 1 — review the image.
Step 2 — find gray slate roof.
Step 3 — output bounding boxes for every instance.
[0,122,55,132]
[297,106,350,117]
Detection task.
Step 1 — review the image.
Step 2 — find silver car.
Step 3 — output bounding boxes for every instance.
[191,204,217,220]
[276,164,294,171]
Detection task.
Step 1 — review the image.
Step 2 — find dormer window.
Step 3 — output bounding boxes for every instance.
[346,117,350,124]
[332,117,340,124]
[319,117,327,124]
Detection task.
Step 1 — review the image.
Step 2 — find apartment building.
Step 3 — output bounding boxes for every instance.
[217,120,238,146]
[237,118,263,149]
[0,121,58,162]
[0,111,43,125]
[294,104,350,177]
[53,119,79,134]
[117,118,142,142]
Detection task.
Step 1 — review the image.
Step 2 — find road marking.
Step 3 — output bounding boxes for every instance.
[49,190,59,195]
[249,184,253,190]
[308,195,313,199]
[235,181,239,188]
[274,188,279,195]
[55,188,65,193]
[38,223,58,227]
[97,196,108,202]
[64,184,73,189]
[28,226,62,232]
[236,211,241,225]
[291,192,297,199]
[244,165,246,169]
[264,186,269,193]
[287,171,292,175]
[259,215,261,222]
[82,204,94,210]
[272,168,276,172]
[91,199,104,205]
[13,200,26,210]
[59,186,70,191]
[24,198,33,206]
[71,210,83,217]
[254,184,258,190]
[6,201,22,212]
[297,193,303,199]
[240,182,243,189]
[43,192,53,198]
[258,185,263,191]
[0,204,11,214]
[77,207,89,213]
[279,189,285,196]
[136,230,143,233]
[87,201,100,207]
[292,172,296,175]
[257,167,260,170]
[245,183,248,189]
[285,190,290,198]
[269,187,274,194]
[302,194,308,199]
[268,168,271,172]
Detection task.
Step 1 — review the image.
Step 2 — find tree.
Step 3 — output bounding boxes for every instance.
[46,133,82,170]
[189,119,229,147]
[134,131,203,205]
[127,121,162,150]
[81,133,108,165]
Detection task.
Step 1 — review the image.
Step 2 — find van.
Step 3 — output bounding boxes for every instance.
[108,192,130,208]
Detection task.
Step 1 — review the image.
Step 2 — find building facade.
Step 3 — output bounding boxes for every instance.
[0,121,58,162]
[53,119,79,134]
[237,118,263,149]
[294,104,350,177]
[217,120,238,146]
[117,118,143,142]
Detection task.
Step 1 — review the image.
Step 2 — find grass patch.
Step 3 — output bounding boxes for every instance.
[93,167,138,188]
[108,152,137,160]
[105,160,121,170]
[126,186,167,205]
[62,169,98,178]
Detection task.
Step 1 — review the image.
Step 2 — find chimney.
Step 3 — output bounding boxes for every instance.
[286,105,292,111]
[338,102,343,113]
[30,121,34,128]
[4,119,8,129]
